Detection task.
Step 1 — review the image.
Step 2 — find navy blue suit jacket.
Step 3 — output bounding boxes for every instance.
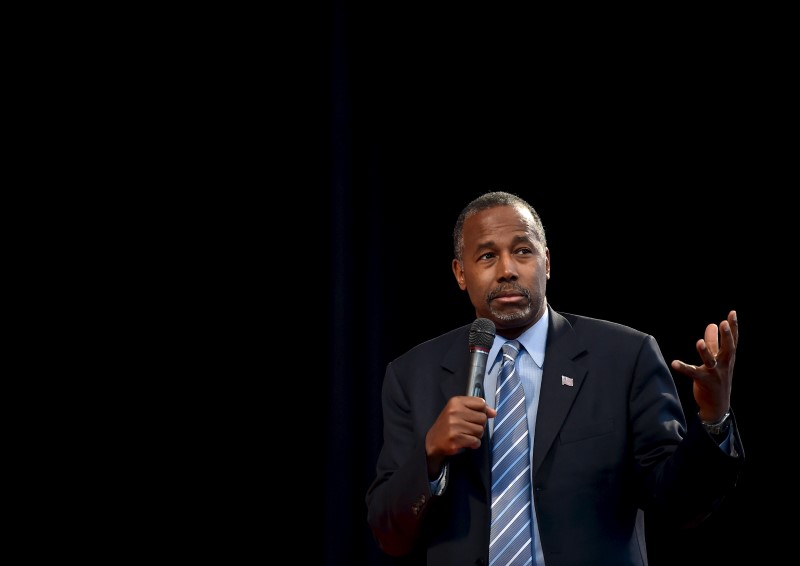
[366,306,743,566]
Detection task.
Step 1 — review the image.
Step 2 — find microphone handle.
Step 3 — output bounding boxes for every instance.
[465,348,489,397]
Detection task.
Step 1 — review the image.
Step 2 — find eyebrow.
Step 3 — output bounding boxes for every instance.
[474,234,535,252]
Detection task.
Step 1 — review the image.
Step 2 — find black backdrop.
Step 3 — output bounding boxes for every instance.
[321,4,783,564]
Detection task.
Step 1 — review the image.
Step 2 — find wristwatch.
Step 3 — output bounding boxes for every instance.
[701,410,731,436]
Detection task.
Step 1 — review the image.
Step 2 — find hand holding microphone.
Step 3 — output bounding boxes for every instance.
[425,318,498,469]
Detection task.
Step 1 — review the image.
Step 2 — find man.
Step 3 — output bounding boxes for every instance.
[366,191,743,565]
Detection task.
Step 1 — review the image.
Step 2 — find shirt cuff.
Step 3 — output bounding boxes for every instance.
[429,462,450,496]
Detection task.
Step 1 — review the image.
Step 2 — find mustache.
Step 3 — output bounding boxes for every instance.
[487,284,531,303]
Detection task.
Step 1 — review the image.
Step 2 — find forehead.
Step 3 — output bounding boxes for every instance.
[464,205,536,242]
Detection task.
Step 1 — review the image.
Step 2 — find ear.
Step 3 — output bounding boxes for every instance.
[452,259,467,290]
[545,248,551,280]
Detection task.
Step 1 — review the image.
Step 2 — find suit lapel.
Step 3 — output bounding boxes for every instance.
[532,307,587,473]
[440,327,470,401]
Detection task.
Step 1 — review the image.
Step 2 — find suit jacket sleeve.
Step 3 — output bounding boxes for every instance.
[365,325,487,562]
[365,359,435,557]
[630,334,744,527]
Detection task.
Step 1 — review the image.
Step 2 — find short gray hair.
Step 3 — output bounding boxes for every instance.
[453,191,546,262]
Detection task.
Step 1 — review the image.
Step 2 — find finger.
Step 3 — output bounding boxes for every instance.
[698,340,717,368]
[703,323,720,357]
[727,310,739,348]
[670,359,687,373]
[719,318,736,358]
[671,359,698,376]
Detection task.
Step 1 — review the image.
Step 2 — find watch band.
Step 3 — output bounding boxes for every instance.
[701,410,731,436]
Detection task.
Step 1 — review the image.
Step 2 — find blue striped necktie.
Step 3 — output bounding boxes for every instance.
[489,340,533,566]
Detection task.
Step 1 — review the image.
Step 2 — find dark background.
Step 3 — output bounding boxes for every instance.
[319,3,787,564]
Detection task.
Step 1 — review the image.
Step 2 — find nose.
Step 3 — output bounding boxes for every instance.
[498,253,518,281]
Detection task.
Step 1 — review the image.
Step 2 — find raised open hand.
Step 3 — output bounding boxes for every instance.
[670,310,738,422]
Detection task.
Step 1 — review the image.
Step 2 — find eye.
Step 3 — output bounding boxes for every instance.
[515,247,533,255]
[479,252,496,260]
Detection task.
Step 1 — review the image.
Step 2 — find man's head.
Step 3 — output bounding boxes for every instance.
[452,191,550,338]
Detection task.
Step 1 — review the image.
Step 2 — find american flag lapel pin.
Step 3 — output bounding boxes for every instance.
[561,375,574,387]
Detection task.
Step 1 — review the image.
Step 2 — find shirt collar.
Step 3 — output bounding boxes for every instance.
[489,305,549,369]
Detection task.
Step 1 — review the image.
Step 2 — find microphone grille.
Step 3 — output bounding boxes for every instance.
[469,318,496,349]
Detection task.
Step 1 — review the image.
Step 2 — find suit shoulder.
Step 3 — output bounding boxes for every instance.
[390,324,469,365]
[558,311,650,341]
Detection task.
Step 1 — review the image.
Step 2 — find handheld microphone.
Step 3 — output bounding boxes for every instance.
[465,318,496,397]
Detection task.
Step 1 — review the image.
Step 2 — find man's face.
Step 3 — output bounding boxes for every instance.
[452,205,550,338]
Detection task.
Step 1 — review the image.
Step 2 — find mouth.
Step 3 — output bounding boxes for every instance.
[494,291,520,299]
[488,286,530,307]
[493,294,525,305]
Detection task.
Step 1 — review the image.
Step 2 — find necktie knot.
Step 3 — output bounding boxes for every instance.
[501,340,520,361]
[498,340,521,385]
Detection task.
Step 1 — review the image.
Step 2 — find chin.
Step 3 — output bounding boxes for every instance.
[491,308,532,325]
